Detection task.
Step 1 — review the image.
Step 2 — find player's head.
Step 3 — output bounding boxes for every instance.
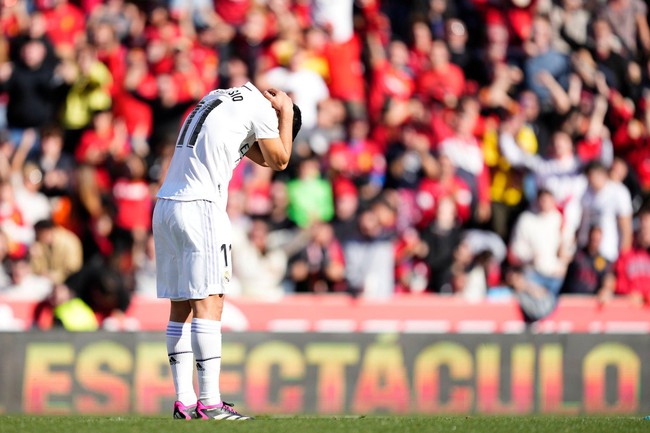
[292,104,302,141]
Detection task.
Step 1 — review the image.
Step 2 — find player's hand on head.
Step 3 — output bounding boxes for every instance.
[263,88,293,113]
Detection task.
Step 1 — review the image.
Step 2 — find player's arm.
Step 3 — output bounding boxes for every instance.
[245,142,269,167]
[257,89,294,171]
[618,213,633,253]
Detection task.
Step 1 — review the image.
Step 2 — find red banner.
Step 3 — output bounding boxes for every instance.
[2,294,649,333]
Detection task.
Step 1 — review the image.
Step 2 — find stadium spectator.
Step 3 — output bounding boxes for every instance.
[0,180,34,258]
[366,32,415,124]
[484,114,534,241]
[189,25,220,94]
[342,202,394,298]
[476,53,524,114]
[545,0,591,55]
[578,160,633,262]
[562,225,616,300]
[232,217,288,300]
[384,123,437,191]
[264,46,330,133]
[420,195,461,293]
[415,39,465,108]
[315,0,366,106]
[266,180,297,239]
[7,10,58,70]
[30,219,83,285]
[565,74,613,166]
[11,161,51,228]
[327,116,386,201]
[32,282,98,331]
[0,38,64,149]
[598,0,650,59]
[41,0,86,58]
[87,0,138,43]
[450,239,494,302]
[509,189,570,299]
[3,127,51,226]
[286,155,333,228]
[609,156,643,212]
[588,18,635,99]
[614,207,650,304]
[407,20,433,78]
[241,6,277,73]
[59,44,113,150]
[524,15,571,111]
[500,128,586,248]
[240,162,274,217]
[111,153,152,258]
[74,108,129,194]
[288,220,346,293]
[517,90,551,157]
[66,256,132,326]
[394,226,428,294]
[416,152,472,229]
[459,229,507,294]
[308,97,346,157]
[506,264,556,323]
[168,0,217,28]
[30,124,74,198]
[445,19,472,73]
[331,178,360,241]
[88,20,127,92]
[438,96,491,223]
[0,252,52,301]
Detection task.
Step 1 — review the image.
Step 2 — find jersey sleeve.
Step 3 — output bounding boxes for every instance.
[251,95,280,140]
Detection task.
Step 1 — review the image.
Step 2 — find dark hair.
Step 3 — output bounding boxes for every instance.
[588,224,602,235]
[41,123,64,139]
[292,104,302,141]
[34,219,55,231]
[584,159,607,175]
[536,187,553,199]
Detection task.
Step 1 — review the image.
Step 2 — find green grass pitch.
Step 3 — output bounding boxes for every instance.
[0,415,647,433]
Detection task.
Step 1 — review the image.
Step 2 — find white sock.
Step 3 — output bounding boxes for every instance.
[166,321,197,406]
[191,318,222,406]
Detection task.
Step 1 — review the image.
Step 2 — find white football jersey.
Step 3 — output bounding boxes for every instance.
[157,82,279,208]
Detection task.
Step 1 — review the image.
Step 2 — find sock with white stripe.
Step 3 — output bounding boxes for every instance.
[166,321,197,406]
[191,318,222,406]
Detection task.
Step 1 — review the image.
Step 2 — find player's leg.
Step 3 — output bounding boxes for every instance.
[185,198,227,409]
[191,294,252,420]
[167,300,198,419]
[190,294,224,405]
[153,199,198,419]
[181,200,251,419]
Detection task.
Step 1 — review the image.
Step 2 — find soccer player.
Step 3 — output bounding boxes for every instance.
[153,82,301,420]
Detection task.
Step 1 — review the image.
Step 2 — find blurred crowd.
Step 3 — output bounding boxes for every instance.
[0,0,650,329]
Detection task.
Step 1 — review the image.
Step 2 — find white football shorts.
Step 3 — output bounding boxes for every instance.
[153,198,232,300]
